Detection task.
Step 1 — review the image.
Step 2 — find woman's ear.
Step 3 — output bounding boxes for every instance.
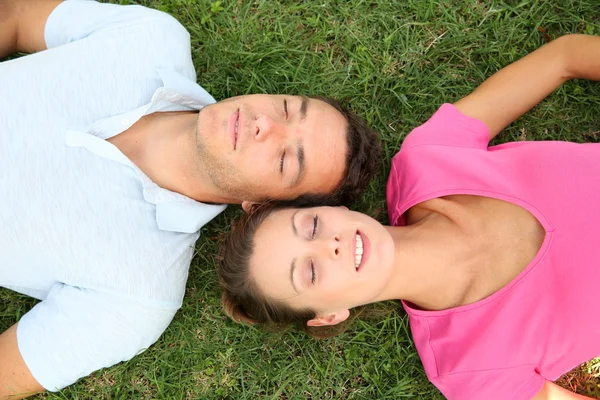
[306,309,350,327]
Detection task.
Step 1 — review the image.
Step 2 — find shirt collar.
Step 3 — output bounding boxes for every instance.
[148,69,227,233]
[153,68,217,110]
[67,69,227,234]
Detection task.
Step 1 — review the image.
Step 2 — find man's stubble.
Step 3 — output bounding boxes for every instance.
[194,110,259,202]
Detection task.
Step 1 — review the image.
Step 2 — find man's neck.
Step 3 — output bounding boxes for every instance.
[107,111,237,205]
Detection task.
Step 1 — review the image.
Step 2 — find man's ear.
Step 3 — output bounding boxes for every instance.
[306,309,350,327]
[241,201,257,214]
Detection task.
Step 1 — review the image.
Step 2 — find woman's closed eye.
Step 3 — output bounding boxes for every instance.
[310,260,316,284]
[311,215,319,238]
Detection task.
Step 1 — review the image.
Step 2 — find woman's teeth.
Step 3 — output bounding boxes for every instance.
[355,233,363,269]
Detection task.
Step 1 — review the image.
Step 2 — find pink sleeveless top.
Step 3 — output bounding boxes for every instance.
[386,104,600,400]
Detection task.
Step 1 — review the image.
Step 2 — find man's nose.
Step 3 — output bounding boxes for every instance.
[254,114,282,142]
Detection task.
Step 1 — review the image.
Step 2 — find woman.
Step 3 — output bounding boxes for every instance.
[219,34,600,400]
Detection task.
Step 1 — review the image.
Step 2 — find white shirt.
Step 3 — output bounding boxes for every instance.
[0,0,225,390]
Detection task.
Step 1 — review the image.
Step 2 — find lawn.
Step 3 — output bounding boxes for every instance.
[2,0,600,398]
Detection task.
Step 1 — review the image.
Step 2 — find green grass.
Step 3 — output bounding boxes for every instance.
[2,0,600,398]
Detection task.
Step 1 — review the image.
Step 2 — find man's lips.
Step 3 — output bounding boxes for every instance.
[228,110,240,150]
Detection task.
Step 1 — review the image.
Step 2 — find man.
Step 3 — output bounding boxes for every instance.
[0,0,381,398]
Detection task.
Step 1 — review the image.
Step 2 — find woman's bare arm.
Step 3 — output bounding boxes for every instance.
[454,34,600,141]
[532,380,595,400]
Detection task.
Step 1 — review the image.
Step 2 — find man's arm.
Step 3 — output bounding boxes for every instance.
[454,34,600,141]
[532,380,595,400]
[0,324,43,400]
[0,0,62,58]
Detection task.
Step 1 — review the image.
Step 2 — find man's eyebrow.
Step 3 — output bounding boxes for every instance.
[290,257,299,294]
[291,141,305,187]
[299,96,309,121]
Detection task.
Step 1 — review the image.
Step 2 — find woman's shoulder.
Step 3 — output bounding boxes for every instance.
[399,103,489,152]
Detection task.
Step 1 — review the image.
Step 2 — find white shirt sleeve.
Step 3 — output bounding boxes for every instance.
[45,0,186,49]
[43,0,196,84]
[16,283,178,391]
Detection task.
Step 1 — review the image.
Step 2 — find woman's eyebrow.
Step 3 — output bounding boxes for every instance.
[290,257,299,294]
[291,210,300,236]
[289,210,301,293]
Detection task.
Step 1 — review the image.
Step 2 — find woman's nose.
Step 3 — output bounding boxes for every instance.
[325,234,341,259]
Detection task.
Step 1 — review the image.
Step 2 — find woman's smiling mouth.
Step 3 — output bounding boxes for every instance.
[354,230,370,272]
[355,232,363,269]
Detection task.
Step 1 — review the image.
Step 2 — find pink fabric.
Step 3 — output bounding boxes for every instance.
[386,104,600,400]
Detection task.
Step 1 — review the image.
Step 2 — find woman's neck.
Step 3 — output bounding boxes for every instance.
[378,195,547,311]
[379,212,477,311]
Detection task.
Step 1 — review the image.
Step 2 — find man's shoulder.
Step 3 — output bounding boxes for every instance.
[96,4,192,56]
[115,4,190,37]
[56,1,188,32]
[47,1,193,69]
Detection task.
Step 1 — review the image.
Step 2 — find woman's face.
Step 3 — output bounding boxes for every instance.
[250,207,396,317]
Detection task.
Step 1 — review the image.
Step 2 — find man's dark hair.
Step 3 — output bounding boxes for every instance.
[277,95,381,207]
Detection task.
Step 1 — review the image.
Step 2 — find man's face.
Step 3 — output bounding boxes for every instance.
[194,94,348,203]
